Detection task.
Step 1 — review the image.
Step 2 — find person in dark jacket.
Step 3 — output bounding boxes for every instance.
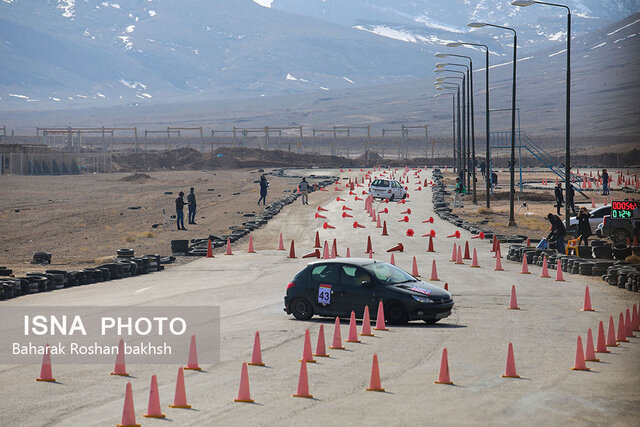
[576,207,591,245]
[175,191,186,230]
[187,187,197,224]
[567,185,576,215]
[547,213,566,254]
[554,183,564,215]
[258,175,269,205]
[299,177,309,205]
[602,168,609,195]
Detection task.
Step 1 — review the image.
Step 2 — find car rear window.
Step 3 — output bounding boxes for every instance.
[371,179,389,187]
[311,264,339,284]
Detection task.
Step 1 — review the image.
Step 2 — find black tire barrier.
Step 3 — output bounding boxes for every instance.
[590,240,605,247]
[579,263,594,276]
[593,246,613,259]
[577,246,592,259]
[0,267,13,276]
[116,248,135,258]
[612,244,632,260]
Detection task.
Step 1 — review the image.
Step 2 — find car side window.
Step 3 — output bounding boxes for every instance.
[340,266,371,287]
[311,264,339,285]
[393,182,401,188]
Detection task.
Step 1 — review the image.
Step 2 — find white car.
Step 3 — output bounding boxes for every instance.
[569,205,611,234]
[369,179,407,201]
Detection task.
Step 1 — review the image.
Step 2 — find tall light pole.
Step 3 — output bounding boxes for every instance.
[513,1,571,229]
[448,41,491,208]
[435,91,457,167]
[435,68,467,185]
[436,81,462,173]
[468,21,518,226]
[437,53,477,204]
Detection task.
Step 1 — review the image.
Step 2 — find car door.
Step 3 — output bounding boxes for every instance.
[589,207,610,233]
[392,181,403,199]
[336,264,378,317]
[308,263,341,315]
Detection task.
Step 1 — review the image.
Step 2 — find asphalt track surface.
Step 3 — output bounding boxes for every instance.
[1,167,639,426]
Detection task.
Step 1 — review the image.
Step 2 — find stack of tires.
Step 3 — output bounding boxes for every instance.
[31,251,52,264]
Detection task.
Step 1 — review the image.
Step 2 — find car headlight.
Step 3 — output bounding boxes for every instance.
[412,295,434,304]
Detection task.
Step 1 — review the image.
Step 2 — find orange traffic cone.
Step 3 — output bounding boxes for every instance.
[234,362,254,403]
[329,317,345,350]
[361,306,374,336]
[520,256,530,274]
[430,260,440,281]
[322,241,330,259]
[581,286,595,311]
[225,237,233,255]
[501,343,520,378]
[540,256,551,278]
[299,329,317,363]
[143,375,166,418]
[491,235,497,253]
[374,300,388,331]
[508,285,520,309]
[444,282,449,291]
[366,236,374,254]
[323,222,335,229]
[169,367,191,409]
[288,240,297,258]
[456,246,464,264]
[302,249,320,258]
[206,239,213,258]
[292,360,313,398]
[595,321,610,353]
[616,312,629,342]
[117,382,140,427]
[346,247,351,258]
[427,235,435,252]
[247,235,255,253]
[571,336,590,371]
[184,335,201,370]
[633,304,639,332]
[278,233,285,250]
[390,253,396,265]
[387,243,404,252]
[555,263,565,281]
[314,324,329,357]
[450,242,457,262]
[463,241,471,259]
[606,316,619,347]
[365,354,385,392]
[314,231,321,248]
[411,256,420,277]
[36,344,55,382]
[625,308,634,338]
[584,328,599,362]
[382,221,389,236]
[470,248,480,268]
[331,239,338,258]
[434,347,453,385]
[346,311,361,343]
[248,331,265,366]
[111,339,129,376]
[376,214,382,228]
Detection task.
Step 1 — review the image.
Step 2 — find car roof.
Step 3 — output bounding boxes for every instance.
[306,258,379,267]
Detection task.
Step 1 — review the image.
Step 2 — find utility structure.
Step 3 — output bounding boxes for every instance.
[234,126,303,152]
[448,41,492,208]
[513,0,572,229]
[37,127,138,152]
[381,125,428,160]
[435,83,462,172]
[210,129,235,152]
[333,125,372,159]
[312,128,349,156]
[434,92,457,168]
[435,70,466,180]
[167,127,204,151]
[144,129,180,151]
[0,125,6,143]
[468,21,518,226]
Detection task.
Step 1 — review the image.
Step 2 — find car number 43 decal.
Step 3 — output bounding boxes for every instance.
[318,284,332,304]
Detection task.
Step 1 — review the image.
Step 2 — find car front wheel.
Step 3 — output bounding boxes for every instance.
[290,298,314,320]
[385,301,408,325]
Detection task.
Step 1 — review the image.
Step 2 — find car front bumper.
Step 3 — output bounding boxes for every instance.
[407,300,454,321]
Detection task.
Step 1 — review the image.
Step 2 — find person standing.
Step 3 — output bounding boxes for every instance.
[479,160,486,178]
[576,207,591,245]
[554,183,564,215]
[187,187,197,225]
[547,213,567,254]
[299,177,309,205]
[175,191,186,230]
[602,168,609,195]
[567,185,576,215]
[453,177,464,208]
[258,175,269,206]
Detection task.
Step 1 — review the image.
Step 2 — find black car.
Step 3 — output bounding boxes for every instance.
[284,258,454,325]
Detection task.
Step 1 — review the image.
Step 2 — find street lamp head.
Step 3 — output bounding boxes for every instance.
[511,0,536,6]
[434,69,446,73]
[446,42,462,47]
[435,63,447,68]
[467,22,488,28]
[435,52,450,58]
[436,77,446,82]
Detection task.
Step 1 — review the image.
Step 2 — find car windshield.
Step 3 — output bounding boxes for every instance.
[362,262,417,285]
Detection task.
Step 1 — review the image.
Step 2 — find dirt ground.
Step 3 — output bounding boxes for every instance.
[0,169,339,276]
[441,167,639,239]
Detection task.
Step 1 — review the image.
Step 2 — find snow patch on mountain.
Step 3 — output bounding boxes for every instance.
[57,0,75,18]
[252,0,273,8]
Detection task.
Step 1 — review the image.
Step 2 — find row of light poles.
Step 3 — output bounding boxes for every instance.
[433,1,572,229]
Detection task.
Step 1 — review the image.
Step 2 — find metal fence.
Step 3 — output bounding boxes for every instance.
[2,153,112,175]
